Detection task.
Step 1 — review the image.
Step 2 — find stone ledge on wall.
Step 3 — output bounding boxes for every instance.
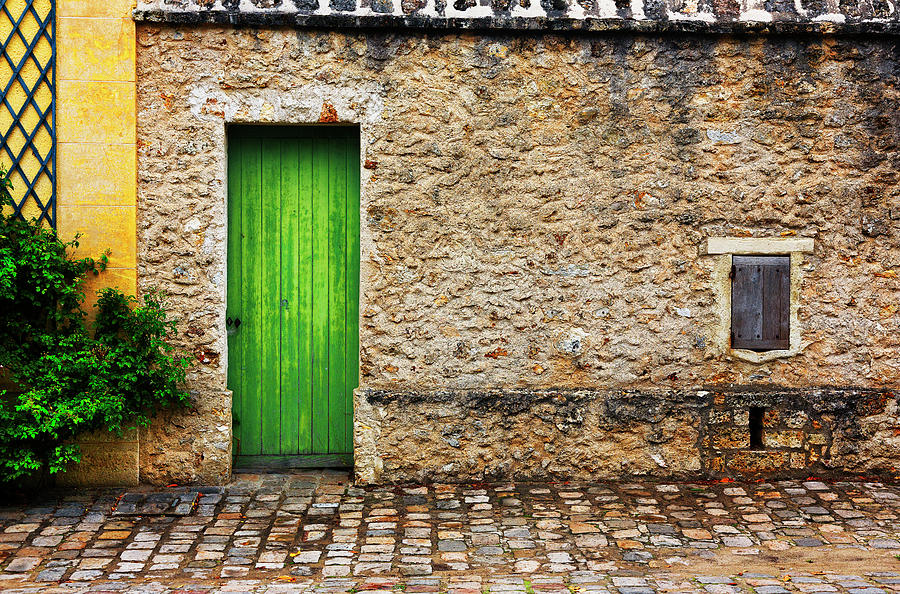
[133,0,900,35]
[356,387,899,485]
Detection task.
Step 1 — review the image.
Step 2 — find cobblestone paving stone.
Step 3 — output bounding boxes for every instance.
[1,472,900,593]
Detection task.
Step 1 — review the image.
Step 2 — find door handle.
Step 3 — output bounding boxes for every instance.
[227,317,242,329]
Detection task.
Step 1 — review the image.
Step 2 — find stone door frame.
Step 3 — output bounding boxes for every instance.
[190,82,384,478]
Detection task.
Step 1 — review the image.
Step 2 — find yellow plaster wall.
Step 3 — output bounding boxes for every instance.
[54,0,139,486]
[1,1,139,486]
[56,0,137,311]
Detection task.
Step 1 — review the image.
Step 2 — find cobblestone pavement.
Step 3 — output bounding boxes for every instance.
[2,471,900,593]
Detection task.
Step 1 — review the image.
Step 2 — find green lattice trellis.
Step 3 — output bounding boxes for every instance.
[1,0,55,227]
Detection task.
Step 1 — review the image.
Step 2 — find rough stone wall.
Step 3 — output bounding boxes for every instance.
[135,25,900,484]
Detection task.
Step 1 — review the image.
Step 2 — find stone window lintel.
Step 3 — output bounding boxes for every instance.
[703,236,815,256]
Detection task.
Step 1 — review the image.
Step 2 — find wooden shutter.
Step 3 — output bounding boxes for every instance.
[731,256,790,351]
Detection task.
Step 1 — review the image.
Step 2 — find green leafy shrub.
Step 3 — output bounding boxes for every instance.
[0,165,190,483]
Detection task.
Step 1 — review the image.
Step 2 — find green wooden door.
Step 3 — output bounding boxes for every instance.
[227,126,359,467]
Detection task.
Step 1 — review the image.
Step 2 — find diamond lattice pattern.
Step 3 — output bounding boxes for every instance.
[0,0,55,226]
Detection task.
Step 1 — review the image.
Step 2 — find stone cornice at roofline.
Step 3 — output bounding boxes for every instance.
[134,0,900,35]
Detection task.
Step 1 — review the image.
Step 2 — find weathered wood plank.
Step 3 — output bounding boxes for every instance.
[280,139,301,455]
[240,137,263,456]
[229,126,358,460]
[233,454,353,470]
[260,140,282,455]
[311,137,331,454]
[733,255,790,351]
[328,137,348,455]
[226,136,243,456]
[762,257,790,350]
[731,256,763,350]
[297,138,314,455]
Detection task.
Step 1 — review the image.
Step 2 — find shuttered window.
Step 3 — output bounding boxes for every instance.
[731,255,790,351]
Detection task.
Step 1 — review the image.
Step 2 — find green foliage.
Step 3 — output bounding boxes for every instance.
[0,165,191,483]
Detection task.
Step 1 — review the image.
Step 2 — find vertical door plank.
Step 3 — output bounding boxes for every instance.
[311,138,331,454]
[226,136,243,455]
[731,257,763,349]
[327,137,349,454]
[240,138,263,456]
[260,140,282,455]
[279,139,300,455]
[345,134,360,453]
[297,138,314,454]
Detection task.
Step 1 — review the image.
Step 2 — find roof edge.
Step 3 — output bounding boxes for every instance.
[132,10,900,36]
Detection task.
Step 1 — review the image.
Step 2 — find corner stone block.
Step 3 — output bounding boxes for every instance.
[708,410,731,424]
[56,428,139,487]
[58,17,135,82]
[790,452,807,468]
[57,205,136,269]
[58,0,136,17]
[57,80,136,145]
[138,391,233,486]
[707,455,726,473]
[80,268,138,317]
[58,142,137,206]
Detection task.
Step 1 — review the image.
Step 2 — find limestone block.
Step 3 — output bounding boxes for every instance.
[56,428,140,488]
[138,390,233,486]
[80,268,138,317]
[58,205,136,268]
[59,0,136,18]
[58,142,137,206]
[58,17,135,83]
[58,80,135,145]
[704,237,815,255]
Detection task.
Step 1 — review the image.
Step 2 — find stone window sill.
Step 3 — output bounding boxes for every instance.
[727,341,812,363]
